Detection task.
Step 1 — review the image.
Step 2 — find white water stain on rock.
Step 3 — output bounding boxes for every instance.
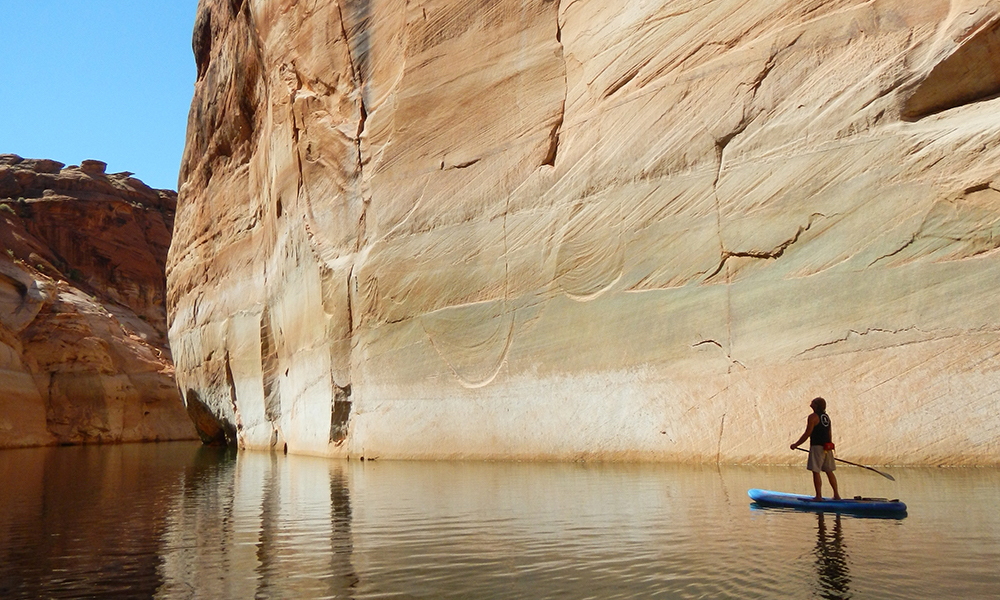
[168,0,1000,465]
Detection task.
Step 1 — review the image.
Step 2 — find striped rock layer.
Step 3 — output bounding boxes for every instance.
[169,0,1000,464]
[1,155,196,447]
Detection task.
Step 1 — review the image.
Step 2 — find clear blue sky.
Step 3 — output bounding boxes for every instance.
[0,1,198,191]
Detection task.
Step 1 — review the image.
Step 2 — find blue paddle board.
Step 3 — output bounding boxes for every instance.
[748,488,907,516]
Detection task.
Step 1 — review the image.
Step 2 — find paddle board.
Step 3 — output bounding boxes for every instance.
[748,488,907,516]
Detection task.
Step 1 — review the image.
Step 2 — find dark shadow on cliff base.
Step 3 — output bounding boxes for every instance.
[184,388,237,445]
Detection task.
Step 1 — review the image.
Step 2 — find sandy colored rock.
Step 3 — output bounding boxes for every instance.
[169,0,1000,465]
[0,155,197,447]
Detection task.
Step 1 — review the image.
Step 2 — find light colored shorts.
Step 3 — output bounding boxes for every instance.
[807,445,836,473]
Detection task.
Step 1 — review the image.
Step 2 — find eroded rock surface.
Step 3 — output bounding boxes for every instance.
[169,0,1000,465]
[0,155,197,447]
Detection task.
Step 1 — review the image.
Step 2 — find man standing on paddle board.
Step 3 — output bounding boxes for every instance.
[790,397,842,501]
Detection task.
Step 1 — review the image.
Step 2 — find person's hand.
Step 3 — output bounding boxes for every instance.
[790,443,798,450]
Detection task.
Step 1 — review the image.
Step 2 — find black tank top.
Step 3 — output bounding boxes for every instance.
[810,412,832,446]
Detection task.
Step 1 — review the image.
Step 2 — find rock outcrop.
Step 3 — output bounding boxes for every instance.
[0,154,197,447]
[169,0,1000,465]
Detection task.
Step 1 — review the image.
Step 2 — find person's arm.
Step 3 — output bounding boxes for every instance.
[790,414,819,449]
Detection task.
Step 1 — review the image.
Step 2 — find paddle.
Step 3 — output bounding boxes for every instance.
[795,447,895,481]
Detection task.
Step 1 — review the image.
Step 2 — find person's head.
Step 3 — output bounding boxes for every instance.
[810,397,827,414]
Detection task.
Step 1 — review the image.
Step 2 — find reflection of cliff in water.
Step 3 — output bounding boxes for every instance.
[0,445,185,598]
[156,449,358,599]
[814,513,851,600]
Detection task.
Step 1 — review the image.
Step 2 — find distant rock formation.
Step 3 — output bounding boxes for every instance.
[169,0,1000,465]
[0,154,196,447]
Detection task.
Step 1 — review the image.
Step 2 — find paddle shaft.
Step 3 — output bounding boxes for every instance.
[795,447,895,481]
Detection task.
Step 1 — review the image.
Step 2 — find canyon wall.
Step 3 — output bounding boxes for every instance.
[169,0,1000,464]
[0,155,196,447]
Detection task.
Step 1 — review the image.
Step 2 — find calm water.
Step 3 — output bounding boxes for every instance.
[1,443,998,599]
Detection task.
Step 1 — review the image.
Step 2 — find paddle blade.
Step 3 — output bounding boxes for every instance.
[870,468,895,482]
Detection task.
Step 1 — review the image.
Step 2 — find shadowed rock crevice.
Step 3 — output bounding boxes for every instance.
[335,0,372,251]
[902,16,1000,121]
[259,306,281,424]
[224,352,242,433]
[542,0,566,167]
[179,0,265,189]
[185,389,236,445]
[193,9,212,80]
[330,383,352,444]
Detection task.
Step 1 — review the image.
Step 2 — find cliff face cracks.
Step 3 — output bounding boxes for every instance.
[543,0,566,168]
[795,326,939,357]
[868,183,1000,268]
[705,213,827,280]
[703,35,802,375]
[169,1,1000,465]
[335,1,371,251]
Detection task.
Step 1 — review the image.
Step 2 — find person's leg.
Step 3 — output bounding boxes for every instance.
[827,471,840,500]
[807,446,825,499]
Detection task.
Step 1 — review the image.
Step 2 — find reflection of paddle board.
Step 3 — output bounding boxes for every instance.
[748,489,907,516]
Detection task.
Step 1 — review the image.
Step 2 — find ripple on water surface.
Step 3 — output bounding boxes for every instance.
[1,444,998,599]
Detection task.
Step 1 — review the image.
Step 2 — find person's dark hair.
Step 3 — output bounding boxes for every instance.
[811,397,827,412]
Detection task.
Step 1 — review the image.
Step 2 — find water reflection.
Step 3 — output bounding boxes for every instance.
[0,443,193,599]
[156,456,780,599]
[2,446,999,599]
[156,449,358,600]
[814,513,851,600]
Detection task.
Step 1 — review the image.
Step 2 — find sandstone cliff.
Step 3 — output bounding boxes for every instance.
[169,0,1000,465]
[0,155,196,447]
